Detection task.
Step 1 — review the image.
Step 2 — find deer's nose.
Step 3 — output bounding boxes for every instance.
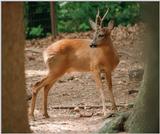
[90,42,97,48]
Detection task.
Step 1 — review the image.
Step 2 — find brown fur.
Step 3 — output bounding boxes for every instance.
[29,19,119,120]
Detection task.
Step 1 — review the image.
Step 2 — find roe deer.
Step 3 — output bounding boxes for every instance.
[29,9,119,120]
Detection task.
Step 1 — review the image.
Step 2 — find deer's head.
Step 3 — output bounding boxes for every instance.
[89,9,114,48]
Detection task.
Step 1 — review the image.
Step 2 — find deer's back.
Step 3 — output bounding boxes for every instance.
[43,39,94,72]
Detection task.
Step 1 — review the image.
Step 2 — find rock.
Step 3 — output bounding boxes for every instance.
[58,79,65,83]
[84,106,91,110]
[74,106,80,112]
[67,76,75,81]
[118,81,123,84]
[128,89,138,95]
[79,111,93,117]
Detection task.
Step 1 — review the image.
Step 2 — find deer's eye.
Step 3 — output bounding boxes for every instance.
[98,34,105,38]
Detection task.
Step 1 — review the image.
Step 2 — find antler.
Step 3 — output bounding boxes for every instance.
[100,8,109,27]
[95,8,100,30]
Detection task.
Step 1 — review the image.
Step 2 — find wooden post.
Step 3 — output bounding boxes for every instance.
[50,2,57,37]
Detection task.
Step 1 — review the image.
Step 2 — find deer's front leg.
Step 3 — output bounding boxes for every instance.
[93,69,107,116]
[105,72,117,111]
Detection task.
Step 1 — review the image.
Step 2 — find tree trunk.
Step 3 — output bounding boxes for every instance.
[126,3,159,133]
[2,2,30,132]
[50,2,57,37]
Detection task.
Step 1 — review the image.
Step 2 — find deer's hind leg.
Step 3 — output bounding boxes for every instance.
[29,76,46,120]
[29,74,55,120]
[42,79,57,118]
[30,56,68,120]
[29,69,66,120]
[41,62,68,118]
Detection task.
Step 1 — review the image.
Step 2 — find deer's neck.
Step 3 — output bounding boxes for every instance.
[101,37,113,52]
[101,37,119,70]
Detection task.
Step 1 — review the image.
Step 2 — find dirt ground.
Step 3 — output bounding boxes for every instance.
[25,23,145,133]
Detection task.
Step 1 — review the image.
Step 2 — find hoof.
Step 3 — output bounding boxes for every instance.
[29,114,36,121]
[43,113,50,118]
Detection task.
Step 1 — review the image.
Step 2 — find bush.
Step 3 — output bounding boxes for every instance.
[24,2,140,38]
[56,2,140,32]
[24,2,51,39]
[27,25,44,38]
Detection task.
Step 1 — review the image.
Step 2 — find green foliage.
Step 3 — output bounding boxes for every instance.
[56,2,140,32]
[24,2,140,38]
[28,25,44,38]
[24,2,51,39]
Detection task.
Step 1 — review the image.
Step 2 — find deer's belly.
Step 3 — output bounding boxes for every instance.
[67,61,91,73]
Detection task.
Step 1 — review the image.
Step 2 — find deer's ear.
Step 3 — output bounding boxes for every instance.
[89,19,97,31]
[108,20,114,30]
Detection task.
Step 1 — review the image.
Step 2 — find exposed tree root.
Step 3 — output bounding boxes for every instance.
[98,111,131,133]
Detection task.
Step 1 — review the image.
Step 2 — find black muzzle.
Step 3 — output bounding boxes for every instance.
[90,42,97,48]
